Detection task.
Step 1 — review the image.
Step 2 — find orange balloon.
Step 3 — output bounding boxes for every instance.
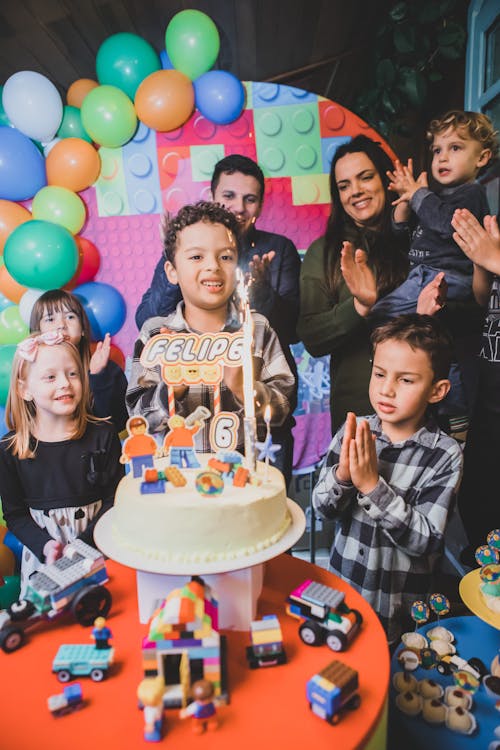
[0,265,27,303]
[0,200,31,254]
[134,69,194,132]
[67,78,99,108]
[90,341,126,370]
[46,138,101,192]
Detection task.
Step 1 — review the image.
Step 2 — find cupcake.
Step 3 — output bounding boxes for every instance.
[444,686,473,709]
[401,631,428,650]
[483,674,500,701]
[427,625,454,643]
[393,671,418,693]
[395,691,423,717]
[445,706,476,734]
[418,678,444,700]
[429,638,456,657]
[422,698,447,725]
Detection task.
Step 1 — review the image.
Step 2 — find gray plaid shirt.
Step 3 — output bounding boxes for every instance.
[126,301,295,453]
[313,414,463,643]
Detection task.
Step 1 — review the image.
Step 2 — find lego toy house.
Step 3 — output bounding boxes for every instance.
[141,576,228,708]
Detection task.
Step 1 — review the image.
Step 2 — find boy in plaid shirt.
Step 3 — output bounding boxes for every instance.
[313,314,463,643]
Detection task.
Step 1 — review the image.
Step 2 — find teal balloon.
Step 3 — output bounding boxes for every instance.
[0,87,11,127]
[81,85,137,148]
[0,344,16,406]
[57,105,92,142]
[4,220,79,290]
[165,10,220,80]
[0,305,28,345]
[96,33,161,100]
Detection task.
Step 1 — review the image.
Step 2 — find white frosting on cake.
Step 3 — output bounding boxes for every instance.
[112,456,291,563]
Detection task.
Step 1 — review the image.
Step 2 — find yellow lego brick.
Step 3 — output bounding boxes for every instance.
[252,627,282,645]
[165,466,187,486]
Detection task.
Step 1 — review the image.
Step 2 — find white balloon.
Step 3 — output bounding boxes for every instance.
[19,288,45,326]
[43,137,61,156]
[3,71,63,143]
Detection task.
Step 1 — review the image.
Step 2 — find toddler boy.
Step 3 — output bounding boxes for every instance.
[126,202,295,453]
[313,314,463,643]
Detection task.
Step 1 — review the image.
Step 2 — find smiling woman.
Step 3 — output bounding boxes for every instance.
[297,136,409,431]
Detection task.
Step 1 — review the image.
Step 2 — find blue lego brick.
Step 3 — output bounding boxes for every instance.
[321,136,352,173]
[140,480,166,494]
[122,122,162,215]
[53,644,114,669]
[252,82,317,108]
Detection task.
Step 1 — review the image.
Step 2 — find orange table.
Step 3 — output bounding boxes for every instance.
[0,554,389,750]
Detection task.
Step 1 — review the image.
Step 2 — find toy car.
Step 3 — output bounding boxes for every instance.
[307,660,360,724]
[52,644,114,682]
[48,683,84,716]
[0,539,111,653]
[246,615,287,668]
[286,579,362,652]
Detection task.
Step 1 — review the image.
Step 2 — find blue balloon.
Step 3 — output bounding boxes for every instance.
[74,281,127,339]
[3,531,23,565]
[194,71,245,125]
[0,404,6,435]
[160,49,174,70]
[0,126,46,201]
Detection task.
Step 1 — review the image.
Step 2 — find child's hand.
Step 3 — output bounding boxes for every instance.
[223,364,244,402]
[387,158,413,197]
[89,333,111,375]
[43,539,63,564]
[349,419,379,495]
[336,411,356,483]
[340,242,378,314]
[249,251,275,286]
[388,161,427,206]
[416,271,447,315]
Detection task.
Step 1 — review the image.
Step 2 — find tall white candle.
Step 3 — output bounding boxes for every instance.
[237,269,255,420]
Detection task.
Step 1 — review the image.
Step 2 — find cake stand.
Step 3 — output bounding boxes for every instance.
[459,568,500,630]
[94,498,306,631]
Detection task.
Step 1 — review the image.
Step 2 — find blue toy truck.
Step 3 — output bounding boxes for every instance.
[0,539,111,653]
[306,660,360,724]
[52,644,114,682]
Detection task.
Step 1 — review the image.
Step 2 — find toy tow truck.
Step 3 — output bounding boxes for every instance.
[0,539,112,653]
[307,660,360,724]
[286,580,362,652]
[246,615,287,669]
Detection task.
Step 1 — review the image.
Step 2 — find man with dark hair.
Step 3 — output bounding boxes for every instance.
[135,155,301,487]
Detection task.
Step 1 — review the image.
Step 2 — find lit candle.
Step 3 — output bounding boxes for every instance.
[264,404,271,481]
[237,269,256,470]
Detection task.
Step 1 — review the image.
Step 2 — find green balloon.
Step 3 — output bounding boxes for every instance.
[96,33,161,100]
[81,85,137,148]
[0,306,28,345]
[57,105,92,142]
[32,186,86,235]
[4,220,79,290]
[0,86,11,127]
[165,10,220,80]
[0,344,16,405]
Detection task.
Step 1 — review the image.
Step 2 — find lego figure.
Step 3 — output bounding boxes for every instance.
[137,676,165,742]
[91,616,112,649]
[180,679,218,734]
[163,415,201,469]
[120,416,159,478]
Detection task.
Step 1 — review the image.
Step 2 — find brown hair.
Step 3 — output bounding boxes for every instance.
[371,313,453,381]
[29,290,92,372]
[162,201,240,264]
[427,110,499,161]
[4,336,96,459]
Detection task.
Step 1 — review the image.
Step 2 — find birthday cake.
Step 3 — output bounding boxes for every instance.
[111,454,291,563]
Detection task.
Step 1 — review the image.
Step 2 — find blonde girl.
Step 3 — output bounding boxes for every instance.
[0,332,123,593]
[30,289,128,433]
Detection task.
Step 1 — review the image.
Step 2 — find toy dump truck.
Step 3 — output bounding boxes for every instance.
[306,660,360,724]
[286,579,362,652]
[0,539,111,653]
